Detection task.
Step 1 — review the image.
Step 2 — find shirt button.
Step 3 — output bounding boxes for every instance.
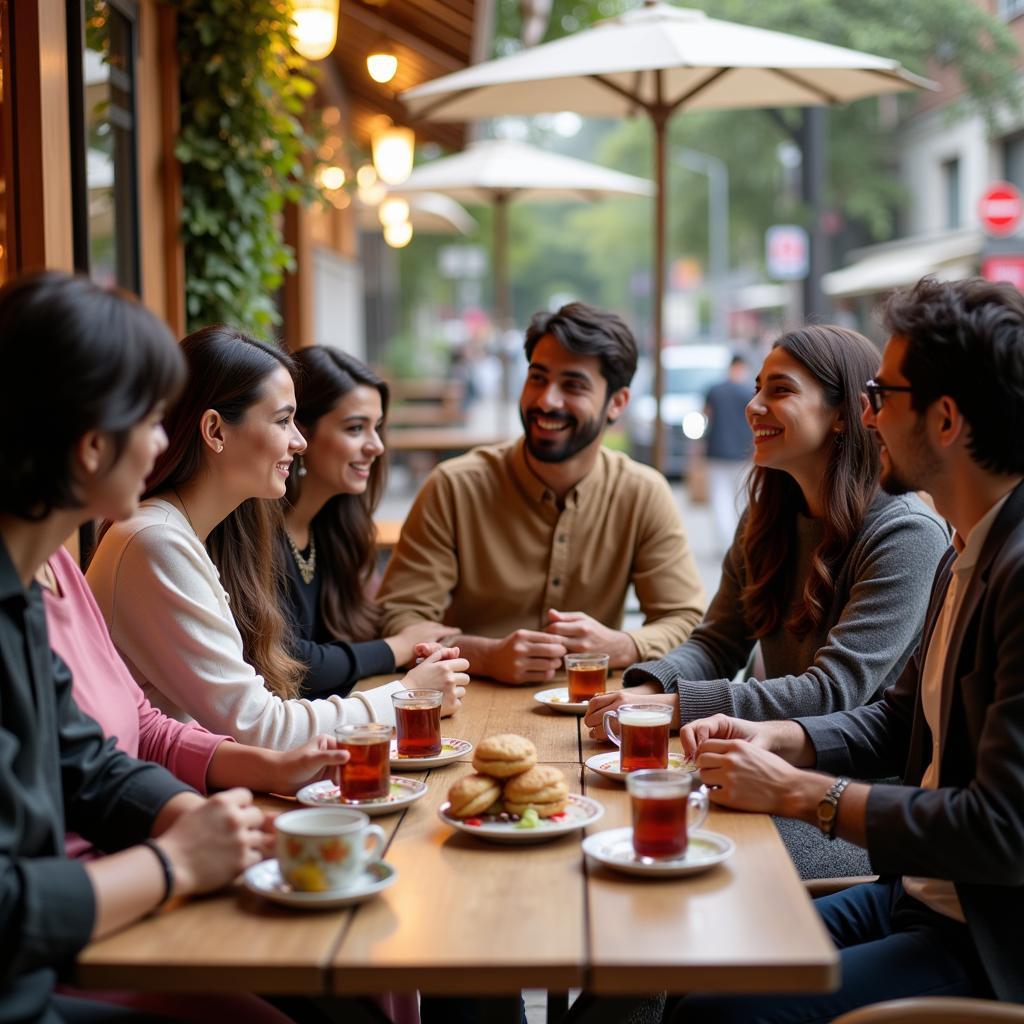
[559,534,567,543]
[552,578,561,587]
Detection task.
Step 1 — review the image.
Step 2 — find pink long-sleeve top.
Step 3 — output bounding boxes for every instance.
[44,547,231,858]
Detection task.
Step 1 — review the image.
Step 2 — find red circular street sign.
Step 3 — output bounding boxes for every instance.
[979,182,1023,237]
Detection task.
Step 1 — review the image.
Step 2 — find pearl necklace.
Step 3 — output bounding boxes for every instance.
[286,531,317,585]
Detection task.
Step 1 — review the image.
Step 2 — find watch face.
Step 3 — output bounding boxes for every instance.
[818,802,837,823]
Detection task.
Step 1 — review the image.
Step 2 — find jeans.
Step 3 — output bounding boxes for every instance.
[671,879,992,1024]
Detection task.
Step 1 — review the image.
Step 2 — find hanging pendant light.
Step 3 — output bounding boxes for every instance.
[290,0,339,61]
[372,124,414,185]
[367,44,399,84]
[378,197,410,227]
[384,220,413,248]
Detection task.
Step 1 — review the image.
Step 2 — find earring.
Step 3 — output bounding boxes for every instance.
[296,453,308,477]
[216,443,224,453]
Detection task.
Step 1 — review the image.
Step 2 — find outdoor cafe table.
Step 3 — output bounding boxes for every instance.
[74,673,840,1018]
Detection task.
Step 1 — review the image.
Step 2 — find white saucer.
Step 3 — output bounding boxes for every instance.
[585,751,697,782]
[438,793,604,844]
[296,776,427,815]
[582,827,734,877]
[389,737,473,770]
[243,858,398,909]
[533,686,590,715]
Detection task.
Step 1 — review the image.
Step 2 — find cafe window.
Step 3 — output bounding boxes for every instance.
[1003,132,1024,194]
[69,0,141,292]
[0,0,12,282]
[942,157,961,230]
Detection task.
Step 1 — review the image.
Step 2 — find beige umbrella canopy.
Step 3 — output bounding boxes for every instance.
[389,137,652,339]
[402,1,934,470]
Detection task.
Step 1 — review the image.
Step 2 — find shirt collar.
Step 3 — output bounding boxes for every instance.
[507,438,608,508]
[952,491,1013,576]
[0,534,28,603]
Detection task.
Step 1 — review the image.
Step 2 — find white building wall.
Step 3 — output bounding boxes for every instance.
[899,108,991,236]
[312,246,366,360]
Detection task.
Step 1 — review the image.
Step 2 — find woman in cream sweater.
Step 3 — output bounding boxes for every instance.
[89,326,468,750]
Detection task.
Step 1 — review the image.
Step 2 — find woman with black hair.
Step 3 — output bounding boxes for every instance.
[0,271,280,1022]
[282,346,458,698]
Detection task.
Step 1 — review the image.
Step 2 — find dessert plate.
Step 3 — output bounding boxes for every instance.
[533,687,589,715]
[582,828,733,878]
[389,737,473,770]
[585,751,697,783]
[243,858,397,909]
[296,777,427,815]
[438,793,604,844]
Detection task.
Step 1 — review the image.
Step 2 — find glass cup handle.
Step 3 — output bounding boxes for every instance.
[603,710,621,748]
[363,825,386,865]
[687,787,710,832]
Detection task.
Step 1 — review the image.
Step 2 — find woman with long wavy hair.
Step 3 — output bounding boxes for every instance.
[281,347,457,698]
[586,324,950,729]
[88,327,468,750]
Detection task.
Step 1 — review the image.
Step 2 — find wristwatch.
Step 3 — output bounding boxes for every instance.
[816,777,850,840]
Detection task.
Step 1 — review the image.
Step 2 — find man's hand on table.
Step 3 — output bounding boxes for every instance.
[680,714,848,828]
[583,684,676,738]
[544,609,638,667]
[455,630,567,684]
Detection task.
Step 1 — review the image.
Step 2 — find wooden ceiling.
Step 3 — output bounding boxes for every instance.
[333,0,477,152]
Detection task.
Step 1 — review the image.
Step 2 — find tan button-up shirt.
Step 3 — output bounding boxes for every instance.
[379,440,706,660]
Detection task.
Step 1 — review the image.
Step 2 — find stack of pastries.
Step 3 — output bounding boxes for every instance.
[447,733,569,819]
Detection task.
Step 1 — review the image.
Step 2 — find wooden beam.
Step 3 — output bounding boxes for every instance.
[9,0,73,271]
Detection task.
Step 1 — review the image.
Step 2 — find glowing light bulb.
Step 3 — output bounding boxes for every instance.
[289,0,339,61]
[378,197,410,227]
[384,220,413,248]
[367,50,399,84]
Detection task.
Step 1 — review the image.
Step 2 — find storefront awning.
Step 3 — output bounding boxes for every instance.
[823,229,982,298]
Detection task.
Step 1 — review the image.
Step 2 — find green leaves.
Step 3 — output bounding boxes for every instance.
[174,0,322,337]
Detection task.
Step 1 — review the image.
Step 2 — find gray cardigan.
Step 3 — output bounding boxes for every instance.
[624,491,950,724]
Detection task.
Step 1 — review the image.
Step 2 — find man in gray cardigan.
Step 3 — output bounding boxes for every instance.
[672,276,1024,1019]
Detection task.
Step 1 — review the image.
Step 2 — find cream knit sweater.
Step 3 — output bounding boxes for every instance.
[87,499,403,750]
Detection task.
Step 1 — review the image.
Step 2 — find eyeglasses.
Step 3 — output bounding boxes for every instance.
[865,378,914,413]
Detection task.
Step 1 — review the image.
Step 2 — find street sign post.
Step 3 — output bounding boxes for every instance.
[765,225,810,281]
[979,182,1023,237]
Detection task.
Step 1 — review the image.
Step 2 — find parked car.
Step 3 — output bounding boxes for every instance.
[629,343,733,477]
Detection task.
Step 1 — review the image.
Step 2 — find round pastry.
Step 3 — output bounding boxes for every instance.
[447,773,502,819]
[472,733,538,778]
[503,765,569,817]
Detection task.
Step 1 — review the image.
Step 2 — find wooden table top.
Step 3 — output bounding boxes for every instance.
[75,673,840,999]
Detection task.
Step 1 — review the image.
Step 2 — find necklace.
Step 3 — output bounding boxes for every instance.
[173,488,199,537]
[285,530,317,585]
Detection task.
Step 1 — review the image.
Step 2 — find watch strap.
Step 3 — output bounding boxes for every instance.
[817,776,850,840]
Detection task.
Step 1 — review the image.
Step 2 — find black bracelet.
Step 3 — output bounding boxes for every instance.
[142,840,175,907]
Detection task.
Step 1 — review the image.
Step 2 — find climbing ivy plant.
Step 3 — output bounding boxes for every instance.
[174,0,322,336]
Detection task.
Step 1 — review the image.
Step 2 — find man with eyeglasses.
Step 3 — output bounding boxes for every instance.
[667,276,1024,1020]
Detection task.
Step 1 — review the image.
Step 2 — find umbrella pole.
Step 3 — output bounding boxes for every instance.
[493,191,513,429]
[650,107,669,476]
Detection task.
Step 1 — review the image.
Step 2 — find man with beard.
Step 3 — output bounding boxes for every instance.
[378,302,705,684]
[665,276,1024,1020]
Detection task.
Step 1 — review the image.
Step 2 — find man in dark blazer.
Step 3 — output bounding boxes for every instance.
[671,276,1024,1021]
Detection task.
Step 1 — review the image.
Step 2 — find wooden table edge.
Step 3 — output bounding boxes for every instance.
[586,958,841,996]
[73,962,331,995]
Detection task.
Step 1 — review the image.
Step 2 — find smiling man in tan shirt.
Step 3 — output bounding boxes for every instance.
[378,302,706,684]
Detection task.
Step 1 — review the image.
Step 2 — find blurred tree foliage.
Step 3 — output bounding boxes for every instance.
[446,0,1021,330]
[174,0,323,337]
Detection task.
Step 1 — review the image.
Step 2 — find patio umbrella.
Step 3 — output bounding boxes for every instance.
[401,1,934,470]
[390,137,652,337]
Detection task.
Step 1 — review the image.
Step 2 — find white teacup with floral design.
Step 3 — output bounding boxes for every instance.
[275,807,385,893]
